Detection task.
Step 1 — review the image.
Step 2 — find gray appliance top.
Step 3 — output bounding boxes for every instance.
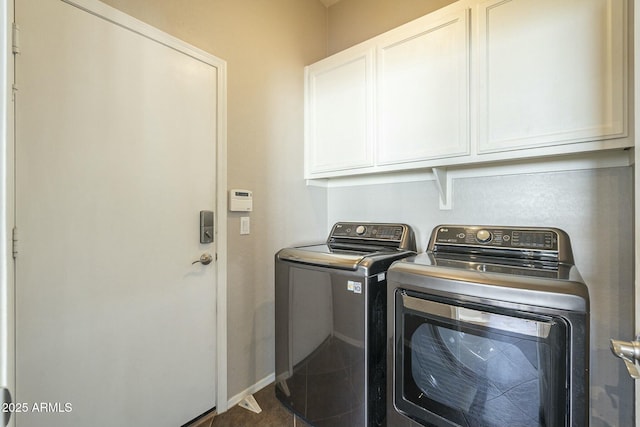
[388,225,588,312]
[276,222,417,271]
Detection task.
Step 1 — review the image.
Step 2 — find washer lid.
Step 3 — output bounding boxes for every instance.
[276,222,417,271]
[277,244,407,271]
[277,245,365,270]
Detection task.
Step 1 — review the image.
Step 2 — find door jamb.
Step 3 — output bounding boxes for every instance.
[1,0,14,425]
[2,0,229,418]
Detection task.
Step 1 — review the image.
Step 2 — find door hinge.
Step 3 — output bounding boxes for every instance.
[12,23,20,55]
[11,227,17,259]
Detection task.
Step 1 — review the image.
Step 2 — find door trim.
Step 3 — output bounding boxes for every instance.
[2,0,229,418]
[635,0,640,424]
[1,0,14,425]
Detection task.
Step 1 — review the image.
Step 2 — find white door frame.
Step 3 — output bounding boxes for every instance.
[635,0,639,425]
[0,0,229,423]
[1,0,14,425]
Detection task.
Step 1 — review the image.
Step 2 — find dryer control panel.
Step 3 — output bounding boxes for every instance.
[429,225,574,264]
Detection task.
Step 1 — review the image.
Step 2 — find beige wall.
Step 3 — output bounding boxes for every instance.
[96,0,460,406]
[100,0,329,401]
[327,0,456,54]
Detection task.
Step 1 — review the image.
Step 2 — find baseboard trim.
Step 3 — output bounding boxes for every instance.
[226,372,276,411]
[182,407,217,427]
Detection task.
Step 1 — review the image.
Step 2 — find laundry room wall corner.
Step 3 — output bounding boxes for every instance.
[327,166,634,426]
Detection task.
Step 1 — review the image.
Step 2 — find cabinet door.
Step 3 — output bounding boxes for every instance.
[305,49,374,176]
[376,7,470,166]
[477,0,626,153]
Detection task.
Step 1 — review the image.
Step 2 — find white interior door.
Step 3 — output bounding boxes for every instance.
[14,0,221,425]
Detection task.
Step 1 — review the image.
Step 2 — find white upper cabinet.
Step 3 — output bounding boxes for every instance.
[305,47,375,175]
[304,0,629,180]
[377,7,470,165]
[476,0,627,153]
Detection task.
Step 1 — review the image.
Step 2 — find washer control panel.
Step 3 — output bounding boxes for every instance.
[327,222,417,252]
[331,222,405,241]
[432,225,559,251]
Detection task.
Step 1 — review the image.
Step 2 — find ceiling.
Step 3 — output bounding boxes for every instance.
[320,0,342,7]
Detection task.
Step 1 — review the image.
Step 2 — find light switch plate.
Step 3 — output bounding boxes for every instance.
[240,217,250,235]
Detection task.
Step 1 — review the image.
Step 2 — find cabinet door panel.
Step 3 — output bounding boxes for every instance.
[306,51,374,175]
[377,9,470,165]
[477,0,626,153]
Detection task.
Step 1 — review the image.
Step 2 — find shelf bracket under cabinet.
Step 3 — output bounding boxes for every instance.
[432,167,452,210]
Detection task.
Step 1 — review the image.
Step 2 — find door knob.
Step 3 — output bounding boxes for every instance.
[610,335,640,379]
[192,253,213,265]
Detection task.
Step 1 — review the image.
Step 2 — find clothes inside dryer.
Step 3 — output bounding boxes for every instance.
[410,322,545,427]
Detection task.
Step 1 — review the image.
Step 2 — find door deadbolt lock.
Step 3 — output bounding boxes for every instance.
[200,211,214,244]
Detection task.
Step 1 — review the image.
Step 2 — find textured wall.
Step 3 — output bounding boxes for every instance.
[327,167,634,426]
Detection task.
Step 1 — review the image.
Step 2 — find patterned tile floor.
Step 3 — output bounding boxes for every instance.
[208,384,312,427]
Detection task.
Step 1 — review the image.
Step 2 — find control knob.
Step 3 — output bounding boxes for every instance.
[476,229,493,243]
[355,225,367,235]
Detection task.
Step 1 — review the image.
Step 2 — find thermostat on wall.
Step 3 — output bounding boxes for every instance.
[229,189,253,212]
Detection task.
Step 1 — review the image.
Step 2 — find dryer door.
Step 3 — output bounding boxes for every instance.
[393,290,570,427]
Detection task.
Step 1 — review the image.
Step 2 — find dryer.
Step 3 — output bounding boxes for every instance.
[386,225,589,427]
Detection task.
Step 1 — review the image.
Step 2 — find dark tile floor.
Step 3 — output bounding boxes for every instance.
[209,383,312,427]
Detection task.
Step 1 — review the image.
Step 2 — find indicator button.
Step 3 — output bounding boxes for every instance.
[476,229,493,243]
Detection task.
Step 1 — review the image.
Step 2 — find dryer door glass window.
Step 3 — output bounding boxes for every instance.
[394,290,569,427]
